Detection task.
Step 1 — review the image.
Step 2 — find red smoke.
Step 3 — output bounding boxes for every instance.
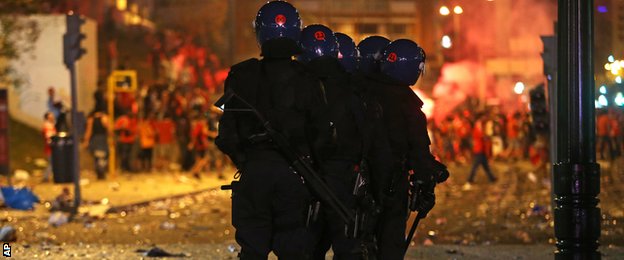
[431,0,557,121]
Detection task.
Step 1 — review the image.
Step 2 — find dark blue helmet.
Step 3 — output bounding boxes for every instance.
[335,33,358,72]
[254,1,302,46]
[380,39,426,86]
[298,24,339,62]
[357,36,390,73]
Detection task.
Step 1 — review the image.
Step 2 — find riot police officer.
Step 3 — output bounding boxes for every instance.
[354,39,447,259]
[300,26,395,259]
[357,36,391,74]
[215,1,325,259]
[298,25,366,259]
[335,32,359,73]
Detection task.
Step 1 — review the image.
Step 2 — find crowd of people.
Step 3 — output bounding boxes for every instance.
[42,85,229,181]
[107,84,228,180]
[429,103,624,185]
[42,76,624,185]
[40,12,233,181]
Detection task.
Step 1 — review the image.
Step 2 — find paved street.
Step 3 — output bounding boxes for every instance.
[0,159,622,259]
[6,244,624,259]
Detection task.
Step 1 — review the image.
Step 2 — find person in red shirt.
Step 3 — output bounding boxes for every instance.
[467,113,496,183]
[42,112,57,182]
[455,116,472,164]
[597,109,613,160]
[188,113,211,179]
[505,112,522,160]
[609,109,621,159]
[153,116,177,171]
[114,110,137,172]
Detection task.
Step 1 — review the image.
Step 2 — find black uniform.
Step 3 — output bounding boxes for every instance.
[307,57,392,260]
[215,39,325,259]
[354,72,436,260]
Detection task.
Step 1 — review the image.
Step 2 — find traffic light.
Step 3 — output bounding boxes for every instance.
[529,84,549,134]
[63,13,86,68]
[541,35,557,80]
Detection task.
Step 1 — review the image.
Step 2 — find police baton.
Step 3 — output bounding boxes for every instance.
[404,211,426,251]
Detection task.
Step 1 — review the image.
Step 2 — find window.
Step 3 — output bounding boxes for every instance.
[388,24,407,34]
[356,23,378,34]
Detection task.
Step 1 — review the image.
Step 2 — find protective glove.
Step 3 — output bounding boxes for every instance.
[409,174,436,218]
[415,184,435,218]
[431,159,450,183]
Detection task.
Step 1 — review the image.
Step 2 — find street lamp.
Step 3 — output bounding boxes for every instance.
[453,6,463,15]
[439,5,463,60]
[441,35,452,48]
[117,0,127,11]
[599,85,607,94]
[440,6,450,16]
[514,82,525,94]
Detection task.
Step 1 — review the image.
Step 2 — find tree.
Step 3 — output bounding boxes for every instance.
[0,0,47,88]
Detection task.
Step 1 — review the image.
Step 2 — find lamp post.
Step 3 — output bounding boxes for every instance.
[553,0,601,258]
[439,5,462,60]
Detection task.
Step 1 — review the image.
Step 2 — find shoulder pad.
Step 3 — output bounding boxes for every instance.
[410,90,425,108]
[230,58,260,73]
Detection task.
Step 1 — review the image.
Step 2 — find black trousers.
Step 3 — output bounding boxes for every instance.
[118,143,133,172]
[312,161,364,260]
[375,171,408,260]
[233,154,313,260]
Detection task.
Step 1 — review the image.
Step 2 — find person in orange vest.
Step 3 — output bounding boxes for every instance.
[137,113,156,172]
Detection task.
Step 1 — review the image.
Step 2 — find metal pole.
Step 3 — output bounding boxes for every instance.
[107,75,116,179]
[69,63,82,216]
[554,0,600,259]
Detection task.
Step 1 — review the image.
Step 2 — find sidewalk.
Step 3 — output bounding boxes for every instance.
[0,169,233,219]
[31,170,232,206]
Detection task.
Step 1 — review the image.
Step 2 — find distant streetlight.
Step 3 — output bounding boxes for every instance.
[440,6,450,16]
[117,0,127,11]
[615,92,624,106]
[598,95,608,107]
[616,76,622,84]
[453,6,464,15]
[441,35,452,48]
[514,82,525,95]
[599,85,607,94]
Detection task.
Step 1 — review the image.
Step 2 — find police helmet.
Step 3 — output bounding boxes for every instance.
[357,36,390,73]
[298,24,339,62]
[380,39,426,86]
[254,1,302,46]
[335,33,359,72]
